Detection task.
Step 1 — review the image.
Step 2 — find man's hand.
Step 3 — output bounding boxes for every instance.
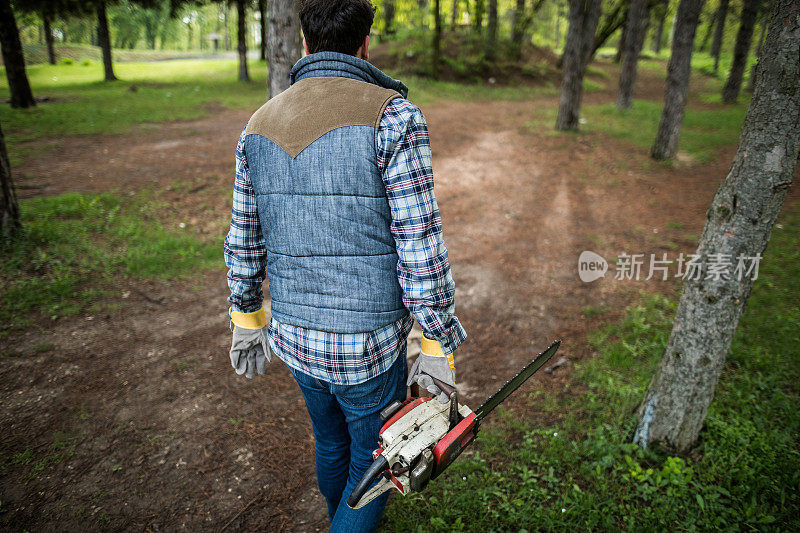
[229,308,272,379]
[407,336,455,403]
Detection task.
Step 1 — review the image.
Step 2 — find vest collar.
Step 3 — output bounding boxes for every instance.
[290,51,409,98]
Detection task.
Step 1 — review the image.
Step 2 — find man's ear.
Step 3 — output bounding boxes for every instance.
[360,35,370,60]
[303,37,310,55]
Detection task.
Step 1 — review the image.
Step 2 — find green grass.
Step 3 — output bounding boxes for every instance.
[0,192,220,332]
[0,59,271,165]
[580,98,747,162]
[381,205,800,531]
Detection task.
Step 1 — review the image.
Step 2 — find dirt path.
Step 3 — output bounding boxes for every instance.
[2,64,796,531]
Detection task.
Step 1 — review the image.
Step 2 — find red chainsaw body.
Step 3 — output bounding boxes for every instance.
[432,411,477,478]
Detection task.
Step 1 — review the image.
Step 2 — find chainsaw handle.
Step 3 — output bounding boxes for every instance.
[347,454,389,509]
[431,377,456,397]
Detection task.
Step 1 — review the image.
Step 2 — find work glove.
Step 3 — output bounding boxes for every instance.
[229,307,272,379]
[407,336,456,404]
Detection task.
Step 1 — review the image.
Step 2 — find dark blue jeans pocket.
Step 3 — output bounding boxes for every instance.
[335,365,394,409]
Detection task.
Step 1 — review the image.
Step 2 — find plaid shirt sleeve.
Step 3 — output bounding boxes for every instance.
[224,126,267,313]
[377,99,467,354]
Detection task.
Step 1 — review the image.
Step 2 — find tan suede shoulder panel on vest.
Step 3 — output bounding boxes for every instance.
[244,77,402,158]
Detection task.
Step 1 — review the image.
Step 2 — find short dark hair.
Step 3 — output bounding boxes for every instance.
[299,0,376,56]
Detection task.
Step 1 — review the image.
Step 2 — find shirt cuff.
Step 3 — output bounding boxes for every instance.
[432,318,467,355]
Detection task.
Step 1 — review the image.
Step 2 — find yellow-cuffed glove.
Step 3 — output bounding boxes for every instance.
[407,336,456,403]
[229,307,271,379]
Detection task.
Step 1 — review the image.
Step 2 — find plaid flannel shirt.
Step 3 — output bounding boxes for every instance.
[224,98,466,385]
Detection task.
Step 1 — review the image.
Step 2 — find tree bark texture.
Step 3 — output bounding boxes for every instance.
[650,0,705,160]
[259,0,267,61]
[237,0,250,82]
[96,1,117,81]
[433,0,442,78]
[617,0,648,108]
[634,0,799,454]
[652,0,667,53]
[556,0,603,131]
[486,0,498,60]
[0,122,20,240]
[722,0,760,103]
[615,14,628,62]
[43,11,56,65]
[266,0,301,98]
[0,0,35,108]
[710,0,729,71]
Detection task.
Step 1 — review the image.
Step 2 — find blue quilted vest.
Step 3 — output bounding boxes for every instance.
[243,52,411,333]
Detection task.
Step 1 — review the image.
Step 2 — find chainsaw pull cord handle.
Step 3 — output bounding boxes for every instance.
[347,454,389,509]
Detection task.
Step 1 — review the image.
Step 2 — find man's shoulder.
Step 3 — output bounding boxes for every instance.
[381,97,425,133]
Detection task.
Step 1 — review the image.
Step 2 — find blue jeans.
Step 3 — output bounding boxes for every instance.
[288,345,408,533]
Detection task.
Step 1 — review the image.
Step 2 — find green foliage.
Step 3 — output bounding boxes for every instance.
[0,192,219,331]
[381,206,800,531]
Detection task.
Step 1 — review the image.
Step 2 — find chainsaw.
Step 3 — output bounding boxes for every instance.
[347,339,561,509]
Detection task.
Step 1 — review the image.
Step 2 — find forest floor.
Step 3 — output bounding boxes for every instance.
[1,57,797,532]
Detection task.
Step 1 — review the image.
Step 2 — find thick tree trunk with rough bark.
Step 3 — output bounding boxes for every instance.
[634,0,799,454]
[259,0,267,61]
[237,0,249,82]
[433,0,442,78]
[710,0,729,71]
[0,0,35,108]
[0,122,19,241]
[650,0,704,160]
[617,0,648,108]
[97,1,117,81]
[485,0,498,60]
[43,12,56,65]
[266,0,301,98]
[556,0,603,130]
[722,0,760,103]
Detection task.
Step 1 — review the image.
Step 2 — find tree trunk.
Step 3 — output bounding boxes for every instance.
[652,0,667,53]
[451,0,459,28]
[650,0,704,160]
[747,12,768,91]
[43,11,56,65]
[0,122,20,241]
[512,0,526,58]
[698,9,715,51]
[474,0,485,32]
[634,0,799,454]
[591,0,627,59]
[96,1,117,81]
[486,0,498,60]
[386,0,397,37]
[433,0,442,78]
[556,0,603,131]
[617,0,648,108]
[259,0,267,61]
[266,0,302,98]
[722,0,760,103]
[615,15,628,62]
[0,0,34,108]
[710,0,729,71]
[237,0,250,82]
